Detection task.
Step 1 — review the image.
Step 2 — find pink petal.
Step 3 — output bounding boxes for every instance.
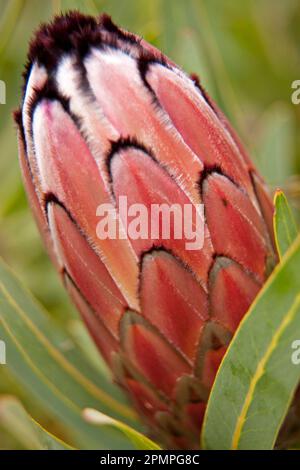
[48,203,126,338]
[120,312,191,397]
[140,250,208,362]
[110,146,213,286]
[65,275,119,367]
[146,63,254,196]
[203,172,270,281]
[209,257,261,332]
[84,48,203,203]
[32,99,139,310]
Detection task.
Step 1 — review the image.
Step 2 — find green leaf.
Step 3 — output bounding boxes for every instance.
[83,408,161,450]
[255,103,295,186]
[67,319,111,378]
[202,235,300,450]
[274,190,298,259]
[0,256,139,449]
[0,396,73,449]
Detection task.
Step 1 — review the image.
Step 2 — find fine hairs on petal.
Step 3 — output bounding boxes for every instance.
[23,12,143,83]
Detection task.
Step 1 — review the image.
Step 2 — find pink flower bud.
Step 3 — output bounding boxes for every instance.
[15,12,277,448]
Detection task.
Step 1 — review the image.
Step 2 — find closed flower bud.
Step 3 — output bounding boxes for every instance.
[15,12,277,449]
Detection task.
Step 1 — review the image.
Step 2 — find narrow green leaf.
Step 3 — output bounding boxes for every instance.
[255,103,295,186]
[83,408,162,450]
[274,190,298,259]
[0,0,25,58]
[0,256,138,449]
[202,235,300,450]
[67,319,111,378]
[0,396,73,449]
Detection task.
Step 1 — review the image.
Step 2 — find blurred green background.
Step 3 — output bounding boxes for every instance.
[0,0,299,449]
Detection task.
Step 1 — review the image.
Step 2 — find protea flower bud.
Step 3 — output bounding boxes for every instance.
[15,12,277,449]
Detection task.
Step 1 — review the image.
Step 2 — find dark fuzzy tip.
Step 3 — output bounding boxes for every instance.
[26,78,70,128]
[99,13,138,44]
[138,49,168,77]
[109,136,153,159]
[23,11,141,84]
[44,191,77,227]
[106,136,154,186]
[189,72,201,87]
[27,11,99,71]
[190,72,217,111]
[198,165,242,200]
[22,10,175,112]
[13,108,22,127]
[137,50,169,99]
[13,108,26,143]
